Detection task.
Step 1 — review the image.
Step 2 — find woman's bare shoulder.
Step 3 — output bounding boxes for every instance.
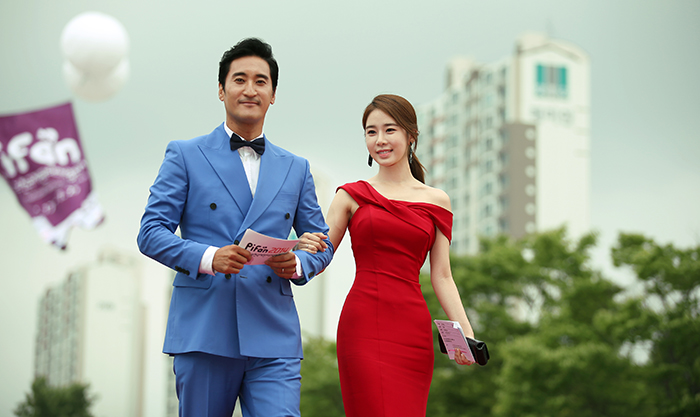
[415,183,451,211]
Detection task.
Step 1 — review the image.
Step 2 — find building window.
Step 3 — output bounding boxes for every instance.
[536,64,568,99]
[499,218,509,233]
[481,182,493,196]
[448,134,457,148]
[498,151,509,167]
[525,184,536,196]
[499,173,509,188]
[499,196,509,211]
[500,129,509,143]
[525,128,536,140]
[525,146,536,159]
[526,222,537,233]
[447,154,457,169]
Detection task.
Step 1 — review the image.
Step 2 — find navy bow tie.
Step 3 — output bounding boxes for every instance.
[230,133,265,155]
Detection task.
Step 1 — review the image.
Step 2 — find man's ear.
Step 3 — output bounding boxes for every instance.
[218,83,224,101]
[270,90,276,105]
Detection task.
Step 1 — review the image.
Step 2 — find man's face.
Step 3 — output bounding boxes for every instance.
[218,55,276,133]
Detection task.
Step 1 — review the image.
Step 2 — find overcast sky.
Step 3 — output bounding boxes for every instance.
[1,1,699,415]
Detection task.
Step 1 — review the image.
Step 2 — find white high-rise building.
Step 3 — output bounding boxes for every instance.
[35,248,146,417]
[416,32,590,254]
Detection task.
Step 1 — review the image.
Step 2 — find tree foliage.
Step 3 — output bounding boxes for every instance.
[424,228,699,417]
[611,233,700,417]
[300,336,345,417]
[14,377,94,417]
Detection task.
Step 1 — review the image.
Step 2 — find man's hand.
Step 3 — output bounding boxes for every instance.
[213,245,252,274]
[265,252,297,279]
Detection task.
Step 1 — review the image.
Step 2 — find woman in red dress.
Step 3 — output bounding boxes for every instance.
[299,94,475,417]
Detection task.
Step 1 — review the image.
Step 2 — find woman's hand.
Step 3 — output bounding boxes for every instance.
[295,232,328,254]
[454,349,474,366]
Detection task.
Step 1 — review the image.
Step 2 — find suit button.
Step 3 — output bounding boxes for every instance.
[266,276,272,283]
[234,240,240,245]
[225,274,231,280]
[285,213,290,219]
[307,272,314,278]
[210,203,217,210]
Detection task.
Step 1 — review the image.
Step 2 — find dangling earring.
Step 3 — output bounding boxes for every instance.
[368,154,373,167]
[409,149,413,165]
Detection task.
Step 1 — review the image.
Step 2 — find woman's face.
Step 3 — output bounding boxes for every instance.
[364,109,411,167]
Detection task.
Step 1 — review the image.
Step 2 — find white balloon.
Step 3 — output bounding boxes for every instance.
[61,12,129,75]
[63,58,130,102]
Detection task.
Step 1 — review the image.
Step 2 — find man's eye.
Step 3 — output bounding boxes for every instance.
[256,80,267,85]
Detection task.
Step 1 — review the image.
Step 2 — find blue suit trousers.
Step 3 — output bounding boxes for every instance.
[173,352,301,417]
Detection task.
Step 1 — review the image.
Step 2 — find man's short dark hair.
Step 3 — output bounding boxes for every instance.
[218,38,279,92]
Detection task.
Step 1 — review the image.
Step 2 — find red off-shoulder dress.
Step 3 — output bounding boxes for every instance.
[336,181,453,417]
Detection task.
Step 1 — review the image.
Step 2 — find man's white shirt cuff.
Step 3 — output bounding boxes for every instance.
[199,246,218,275]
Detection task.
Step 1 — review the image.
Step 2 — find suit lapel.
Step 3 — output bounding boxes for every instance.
[240,137,293,232]
[199,125,253,215]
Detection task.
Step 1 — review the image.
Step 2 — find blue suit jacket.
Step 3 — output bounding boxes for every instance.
[137,124,334,359]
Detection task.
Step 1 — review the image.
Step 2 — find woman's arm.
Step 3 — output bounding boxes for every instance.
[429,229,475,365]
[429,231,474,336]
[296,188,355,254]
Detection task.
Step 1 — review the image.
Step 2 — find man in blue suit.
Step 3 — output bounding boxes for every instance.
[137,38,333,417]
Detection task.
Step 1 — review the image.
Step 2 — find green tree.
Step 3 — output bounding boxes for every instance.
[612,233,700,417]
[14,377,95,417]
[300,336,345,417]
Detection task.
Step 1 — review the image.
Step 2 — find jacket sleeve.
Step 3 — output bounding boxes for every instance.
[290,159,334,285]
[137,141,209,278]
